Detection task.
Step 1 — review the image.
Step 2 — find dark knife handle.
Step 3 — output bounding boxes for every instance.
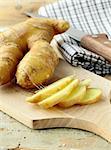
[80,33,111,62]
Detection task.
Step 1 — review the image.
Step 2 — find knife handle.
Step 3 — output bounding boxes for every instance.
[81,33,111,62]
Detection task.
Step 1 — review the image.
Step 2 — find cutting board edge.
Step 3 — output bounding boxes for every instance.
[0,106,33,129]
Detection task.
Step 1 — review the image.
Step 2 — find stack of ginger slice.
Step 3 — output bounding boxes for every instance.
[26,75,102,109]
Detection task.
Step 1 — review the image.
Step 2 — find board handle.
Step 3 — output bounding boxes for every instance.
[72,104,111,143]
[33,104,111,143]
[81,33,111,62]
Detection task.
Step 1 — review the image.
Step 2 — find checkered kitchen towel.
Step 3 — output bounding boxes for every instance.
[38,0,111,76]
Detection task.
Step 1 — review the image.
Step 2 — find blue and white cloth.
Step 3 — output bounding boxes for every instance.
[38,0,111,76]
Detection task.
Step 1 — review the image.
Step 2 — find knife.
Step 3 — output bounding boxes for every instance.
[25,12,111,62]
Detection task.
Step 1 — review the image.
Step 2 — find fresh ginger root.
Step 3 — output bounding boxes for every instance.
[16,40,59,88]
[0,18,69,87]
[0,25,27,85]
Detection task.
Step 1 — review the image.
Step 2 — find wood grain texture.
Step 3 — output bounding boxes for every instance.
[0,0,111,149]
[0,0,55,28]
[81,34,111,62]
[1,112,111,150]
[1,59,111,143]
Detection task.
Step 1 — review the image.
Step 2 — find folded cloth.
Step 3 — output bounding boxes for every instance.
[38,0,111,76]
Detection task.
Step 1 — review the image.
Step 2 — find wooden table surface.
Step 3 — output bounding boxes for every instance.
[0,0,55,27]
[0,0,111,150]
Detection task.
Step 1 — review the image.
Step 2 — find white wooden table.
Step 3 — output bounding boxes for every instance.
[1,111,111,150]
[0,0,111,149]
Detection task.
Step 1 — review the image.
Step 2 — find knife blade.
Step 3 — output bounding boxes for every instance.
[25,12,111,62]
[66,27,87,41]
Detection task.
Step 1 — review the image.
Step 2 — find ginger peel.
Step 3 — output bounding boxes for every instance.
[0,18,69,88]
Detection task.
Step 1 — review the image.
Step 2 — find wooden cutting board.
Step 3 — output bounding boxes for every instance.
[1,59,111,143]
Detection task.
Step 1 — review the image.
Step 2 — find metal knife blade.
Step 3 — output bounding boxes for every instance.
[24,12,87,41]
[66,28,87,41]
[24,12,48,19]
